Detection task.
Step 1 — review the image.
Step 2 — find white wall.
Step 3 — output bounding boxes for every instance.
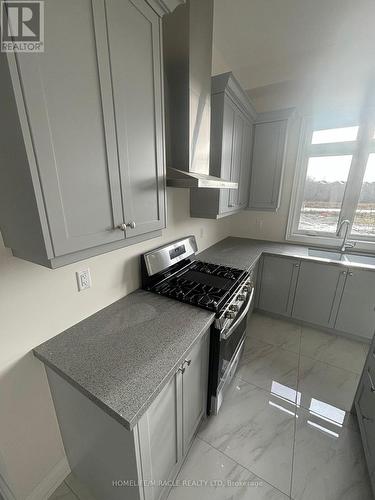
[0,187,233,500]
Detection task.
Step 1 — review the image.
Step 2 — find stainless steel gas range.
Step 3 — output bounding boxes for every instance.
[141,236,255,415]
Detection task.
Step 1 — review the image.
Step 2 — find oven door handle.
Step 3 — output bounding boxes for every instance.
[220,287,254,341]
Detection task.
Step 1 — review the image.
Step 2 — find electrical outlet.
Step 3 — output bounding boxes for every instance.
[76,269,91,291]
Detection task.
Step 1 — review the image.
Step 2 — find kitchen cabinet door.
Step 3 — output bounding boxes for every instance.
[218,95,238,215]
[138,372,183,500]
[226,108,245,211]
[105,0,166,238]
[11,0,125,257]
[190,72,256,219]
[335,269,375,339]
[258,255,300,316]
[355,351,375,495]
[238,117,253,209]
[292,261,346,328]
[182,332,209,453]
[248,110,293,212]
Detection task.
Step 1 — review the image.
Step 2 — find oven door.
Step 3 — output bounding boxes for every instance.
[209,288,254,414]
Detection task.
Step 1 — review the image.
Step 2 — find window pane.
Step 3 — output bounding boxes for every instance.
[298,156,352,233]
[311,126,359,144]
[352,153,375,237]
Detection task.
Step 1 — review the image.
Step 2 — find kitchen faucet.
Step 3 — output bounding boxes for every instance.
[336,219,356,252]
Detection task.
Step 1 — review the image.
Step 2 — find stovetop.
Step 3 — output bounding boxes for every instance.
[147,260,246,312]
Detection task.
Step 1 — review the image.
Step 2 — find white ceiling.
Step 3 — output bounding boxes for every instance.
[213,0,375,92]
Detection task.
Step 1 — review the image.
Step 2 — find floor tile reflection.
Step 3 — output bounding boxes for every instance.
[168,438,289,500]
[198,377,295,495]
[292,407,372,500]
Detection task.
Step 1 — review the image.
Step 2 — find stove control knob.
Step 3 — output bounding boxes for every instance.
[237,294,246,301]
[225,311,235,319]
[229,304,239,312]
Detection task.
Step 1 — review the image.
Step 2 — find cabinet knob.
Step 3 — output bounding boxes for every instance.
[117,221,136,231]
[294,263,300,268]
[178,366,185,374]
[348,272,353,276]
[184,359,192,367]
[342,271,347,276]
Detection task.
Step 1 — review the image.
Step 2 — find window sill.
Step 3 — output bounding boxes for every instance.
[285,232,375,253]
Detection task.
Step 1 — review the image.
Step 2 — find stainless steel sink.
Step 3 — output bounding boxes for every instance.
[343,254,375,266]
[308,248,375,266]
[307,249,345,261]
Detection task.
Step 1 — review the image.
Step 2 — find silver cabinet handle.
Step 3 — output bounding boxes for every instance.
[184,359,191,367]
[367,369,375,393]
[178,366,185,374]
[117,221,136,231]
[348,272,353,276]
[294,263,300,268]
[342,271,347,276]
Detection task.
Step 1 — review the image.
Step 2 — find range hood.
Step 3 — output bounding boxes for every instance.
[162,0,238,189]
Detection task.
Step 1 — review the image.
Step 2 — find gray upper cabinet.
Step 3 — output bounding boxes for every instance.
[258,255,300,316]
[0,0,169,268]
[248,109,294,212]
[105,0,166,238]
[292,261,346,328]
[334,268,375,340]
[190,72,256,219]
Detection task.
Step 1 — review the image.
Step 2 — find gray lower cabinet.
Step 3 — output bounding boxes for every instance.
[248,109,293,212]
[190,72,256,219]
[257,255,375,341]
[292,261,346,328]
[355,335,375,496]
[182,330,209,451]
[334,268,375,340]
[0,0,171,268]
[258,255,300,316]
[46,331,209,500]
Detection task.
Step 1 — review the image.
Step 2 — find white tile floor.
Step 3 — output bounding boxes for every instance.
[50,313,373,500]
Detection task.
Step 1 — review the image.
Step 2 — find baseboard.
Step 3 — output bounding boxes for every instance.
[26,457,70,500]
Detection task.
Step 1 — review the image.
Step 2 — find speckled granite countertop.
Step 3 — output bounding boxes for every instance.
[34,237,375,431]
[198,237,308,270]
[34,289,214,430]
[198,237,375,271]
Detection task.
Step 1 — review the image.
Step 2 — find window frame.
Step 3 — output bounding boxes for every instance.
[286,114,375,252]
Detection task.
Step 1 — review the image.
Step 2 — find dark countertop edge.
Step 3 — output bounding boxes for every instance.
[34,312,215,431]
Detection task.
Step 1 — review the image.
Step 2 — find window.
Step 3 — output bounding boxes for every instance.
[287,117,375,250]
